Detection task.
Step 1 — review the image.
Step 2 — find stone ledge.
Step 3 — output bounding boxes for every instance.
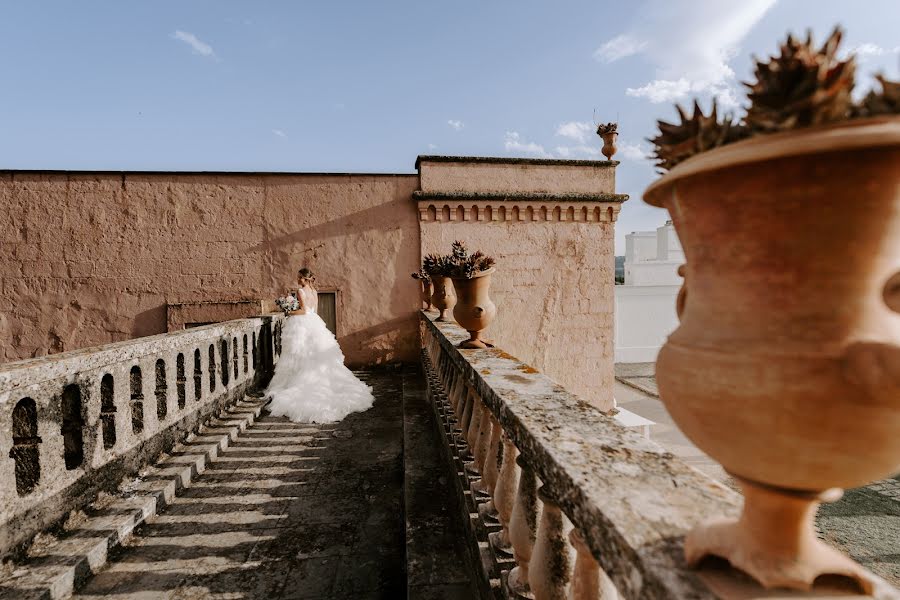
[415,155,620,169]
[422,312,740,598]
[422,312,900,598]
[0,316,281,391]
[412,190,629,203]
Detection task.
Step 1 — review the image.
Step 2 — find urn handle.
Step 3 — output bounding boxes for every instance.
[884,271,900,314]
[675,264,687,321]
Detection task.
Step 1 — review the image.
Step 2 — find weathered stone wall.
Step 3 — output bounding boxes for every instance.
[0,315,282,557]
[0,172,421,366]
[416,157,625,411]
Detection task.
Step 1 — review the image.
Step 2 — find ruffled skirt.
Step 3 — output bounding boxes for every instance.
[265,313,374,423]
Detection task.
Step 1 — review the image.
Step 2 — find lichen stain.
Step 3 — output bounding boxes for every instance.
[504,374,533,385]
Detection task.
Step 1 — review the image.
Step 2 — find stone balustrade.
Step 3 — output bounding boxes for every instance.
[0,314,285,558]
[419,311,743,599]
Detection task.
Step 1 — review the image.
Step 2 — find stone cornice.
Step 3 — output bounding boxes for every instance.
[415,154,620,169]
[414,191,626,223]
[412,190,628,203]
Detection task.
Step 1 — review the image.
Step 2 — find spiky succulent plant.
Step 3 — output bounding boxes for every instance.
[422,253,454,277]
[411,269,431,282]
[647,25,896,171]
[650,100,745,171]
[446,242,495,279]
[596,122,618,136]
[744,27,856,133]
[860,74,900,117]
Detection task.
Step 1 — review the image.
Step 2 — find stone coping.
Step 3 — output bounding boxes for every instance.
[412,190,630,203]
[0,170,417,178]
[414,154,620,169]
[0,315,283,392]
[421,311,741,598]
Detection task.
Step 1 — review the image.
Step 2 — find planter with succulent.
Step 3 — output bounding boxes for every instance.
[411,270,434,311]
[596,122,618,160]
[423,253,457,322]
[445,241,497,349]
[644,27,900,593]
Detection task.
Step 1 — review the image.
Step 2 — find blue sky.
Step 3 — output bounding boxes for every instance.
[0,1,897,253]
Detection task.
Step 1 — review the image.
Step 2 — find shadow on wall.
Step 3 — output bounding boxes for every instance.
[132,305,167,339]
[340,314,419,368]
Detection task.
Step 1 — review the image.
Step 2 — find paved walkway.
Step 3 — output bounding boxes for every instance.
[74,370,406,600]
[615,365,900,587]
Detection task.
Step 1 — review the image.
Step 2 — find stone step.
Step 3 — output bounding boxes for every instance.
[0,397,267,600]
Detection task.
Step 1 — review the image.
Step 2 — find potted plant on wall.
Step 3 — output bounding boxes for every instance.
[411,270,434,311]
[644,27,899,593]
[448,241,497,348]
[596,121,618,160]
[423,253,457,322]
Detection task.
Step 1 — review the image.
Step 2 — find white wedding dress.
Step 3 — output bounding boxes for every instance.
[265,289,374,423]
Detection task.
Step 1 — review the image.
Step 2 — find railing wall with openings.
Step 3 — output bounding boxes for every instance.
[0,314,285,557]
[419,311,741,599]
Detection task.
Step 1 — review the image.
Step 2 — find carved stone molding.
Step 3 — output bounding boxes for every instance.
[414,193,626,224]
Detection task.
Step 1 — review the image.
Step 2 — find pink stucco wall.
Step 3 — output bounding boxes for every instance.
[416,157,625,411]
[0,172,421,366]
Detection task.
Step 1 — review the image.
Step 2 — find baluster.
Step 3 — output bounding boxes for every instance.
[490,435,519,558]
[470,399,493,494]
[459,388,474,441]
[508,456,539,599]
[478,415,503,522]
[448,370,461,414]
[465,391,484,463]
[530,486,571,600]
[568,529,617,600]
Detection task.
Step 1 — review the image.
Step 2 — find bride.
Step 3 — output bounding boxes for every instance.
[265,268,374,423]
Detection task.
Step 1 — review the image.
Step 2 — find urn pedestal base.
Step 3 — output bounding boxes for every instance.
[458,333,495,349]
[435,309,452,322]
[686,476,886,595]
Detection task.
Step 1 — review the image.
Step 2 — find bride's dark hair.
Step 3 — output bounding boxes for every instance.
[298,267,315,282]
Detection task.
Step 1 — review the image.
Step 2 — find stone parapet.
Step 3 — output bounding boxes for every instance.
[416,155,619,195]
[0,313,284,558]
[420,311,899,599]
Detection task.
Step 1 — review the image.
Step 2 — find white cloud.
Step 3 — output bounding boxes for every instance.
[447,120,464,131]
[555,121,593,144]
[593,34,647,63]
[618,141,650,161]
[172,30,216,58]
[554,145,599,159]
[504,131,548,157]
[272,129,287,138]
[596,0,777,108]
[428,143,438,150]
[848,43,900,58]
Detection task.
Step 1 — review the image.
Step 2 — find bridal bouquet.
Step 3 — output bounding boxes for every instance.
[275,294,300,316]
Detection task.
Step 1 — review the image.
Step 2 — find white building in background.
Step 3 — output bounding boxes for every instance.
[614,220,682,363]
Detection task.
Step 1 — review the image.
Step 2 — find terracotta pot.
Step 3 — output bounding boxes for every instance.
[431,276,457,322]
[419,280,434,311]
[600,131,618,160]
[452,268,497,348]
[644,116,900,592]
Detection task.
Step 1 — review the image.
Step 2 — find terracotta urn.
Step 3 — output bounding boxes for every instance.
[643,116,900,593]
[419,279,434,311]
[600,131,618,160]
[451,267,497,348]
[431,275,457,322]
